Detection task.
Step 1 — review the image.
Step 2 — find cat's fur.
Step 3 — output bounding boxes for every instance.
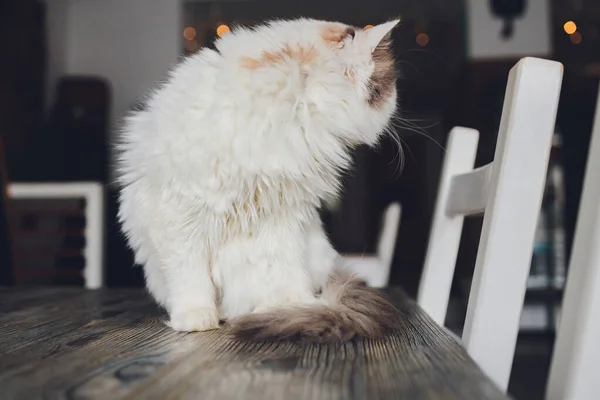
[117,18,401,342]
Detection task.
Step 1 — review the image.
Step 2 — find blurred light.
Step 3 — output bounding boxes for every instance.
[183,27,196,40]
[416,33,429,47]
[563,21,577,35]
[185,39,199,52]
[217,24,230,37]
[570,31,582,44]
[364,25,374,30]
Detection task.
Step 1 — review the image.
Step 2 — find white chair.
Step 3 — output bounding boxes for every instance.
[546,82,600,400]
[340,202,401,288]
[8,182,105,289]
[417,57,563,391]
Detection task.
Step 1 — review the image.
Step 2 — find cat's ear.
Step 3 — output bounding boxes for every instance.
[364,19,399,52]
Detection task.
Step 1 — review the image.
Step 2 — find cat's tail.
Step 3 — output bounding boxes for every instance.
[226,270,403,342]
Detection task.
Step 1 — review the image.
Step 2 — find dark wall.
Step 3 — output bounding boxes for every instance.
[0,0,46,181]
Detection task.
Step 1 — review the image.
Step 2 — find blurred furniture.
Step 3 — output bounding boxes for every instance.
[0,287,510,399]
[340,202,401,287]
[105,188,142,287]
[40,76,110,182]
[546,81,600,400]
[0,139,13,286]
[418,126,481,320]
[417,57,563,391]
[8,182,105,289]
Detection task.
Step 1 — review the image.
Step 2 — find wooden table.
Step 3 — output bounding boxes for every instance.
[0,288,510,399]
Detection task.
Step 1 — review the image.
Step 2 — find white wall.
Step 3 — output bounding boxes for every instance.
[46,0,182,127]
[44,0,70,109]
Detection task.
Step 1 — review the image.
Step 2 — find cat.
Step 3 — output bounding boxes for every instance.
[117,18,402,342]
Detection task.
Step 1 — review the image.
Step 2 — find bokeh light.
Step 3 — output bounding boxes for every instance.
[185,39,199,52]
[570,31,582,44]
[563,21,577,35]
[416,33,429,47]
[217,24,230,37]
[183,27,196,41]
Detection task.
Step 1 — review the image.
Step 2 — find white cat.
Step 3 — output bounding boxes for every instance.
[117,18,401,341]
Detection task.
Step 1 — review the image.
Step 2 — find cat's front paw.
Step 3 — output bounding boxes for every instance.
[169,307,220,332]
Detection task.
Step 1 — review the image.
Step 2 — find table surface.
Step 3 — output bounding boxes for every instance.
[0,287,510,400]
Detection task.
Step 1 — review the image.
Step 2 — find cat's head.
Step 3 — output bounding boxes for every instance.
[216,18,399,148]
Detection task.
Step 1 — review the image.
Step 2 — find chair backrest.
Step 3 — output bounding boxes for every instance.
[376,202,402,272]
[339,202,401,288]
[546,81,600,400]
[417,57,564,391]
[7,182,105,289]
[418,126,480,322]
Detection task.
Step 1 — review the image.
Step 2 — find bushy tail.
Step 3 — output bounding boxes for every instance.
[226,271,403,342]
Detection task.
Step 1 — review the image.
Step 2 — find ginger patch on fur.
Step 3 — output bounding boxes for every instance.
[320,25,356,47]
[240,44,318,70]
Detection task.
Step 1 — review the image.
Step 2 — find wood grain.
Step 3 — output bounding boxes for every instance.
[0,288,510,399]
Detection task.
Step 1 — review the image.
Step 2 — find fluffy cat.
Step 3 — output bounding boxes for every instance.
[117,18,401,342]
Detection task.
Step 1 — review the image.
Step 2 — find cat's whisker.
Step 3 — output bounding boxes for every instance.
[383,126,405,178]
[389,116,446,152]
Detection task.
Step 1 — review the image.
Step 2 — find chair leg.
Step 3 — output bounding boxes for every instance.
[375,202,401,287]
